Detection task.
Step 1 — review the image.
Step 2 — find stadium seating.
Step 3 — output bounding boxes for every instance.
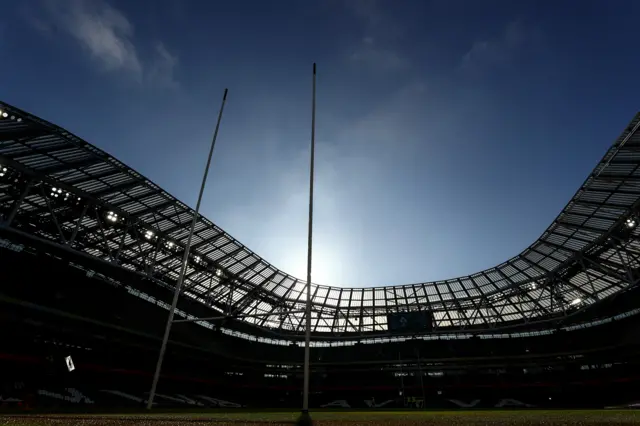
[2,244,640,410]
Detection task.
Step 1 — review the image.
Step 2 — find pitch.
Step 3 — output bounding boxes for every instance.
[2,410,640,425]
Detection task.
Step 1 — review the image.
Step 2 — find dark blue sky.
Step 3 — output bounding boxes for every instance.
[2,0,639,287]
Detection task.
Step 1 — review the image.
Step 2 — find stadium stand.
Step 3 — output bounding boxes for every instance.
[1,100,640,410]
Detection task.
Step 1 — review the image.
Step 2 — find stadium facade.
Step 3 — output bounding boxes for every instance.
[1,100,640,410]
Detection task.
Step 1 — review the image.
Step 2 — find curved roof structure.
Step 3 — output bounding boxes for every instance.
[1,100,640,337]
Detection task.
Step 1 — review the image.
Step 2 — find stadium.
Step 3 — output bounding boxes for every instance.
[2,98,640,425]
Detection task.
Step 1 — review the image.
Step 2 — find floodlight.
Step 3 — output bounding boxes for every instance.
[65,356,75,372]
[50,187,63,198]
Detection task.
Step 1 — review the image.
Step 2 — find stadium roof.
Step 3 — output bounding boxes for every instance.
[1,100,640,337]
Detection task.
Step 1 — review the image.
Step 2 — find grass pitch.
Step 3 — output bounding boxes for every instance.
[1,410,640,425]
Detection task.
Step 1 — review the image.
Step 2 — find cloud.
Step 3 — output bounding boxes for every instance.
[349,37,409,72]
[147,42,179,89]
[346,0,383,29]
[344,0,404,40]
[42,0,141,75]
[212,79,430,286]
[32,0,178,87]
[344,0,409,73]
[460,20,529,73]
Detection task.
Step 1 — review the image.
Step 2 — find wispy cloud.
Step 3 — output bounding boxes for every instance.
[344,0,409,73]
[349,36,409,72]
[147,42,179,89]
[460,20,530,73]
[31,0,178,87]
[347,0,383,29]
[212,78,430,286]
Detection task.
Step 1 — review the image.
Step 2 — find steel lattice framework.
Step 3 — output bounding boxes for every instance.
[1,100,640,337]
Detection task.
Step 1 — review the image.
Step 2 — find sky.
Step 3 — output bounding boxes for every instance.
[1,0,640,288]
